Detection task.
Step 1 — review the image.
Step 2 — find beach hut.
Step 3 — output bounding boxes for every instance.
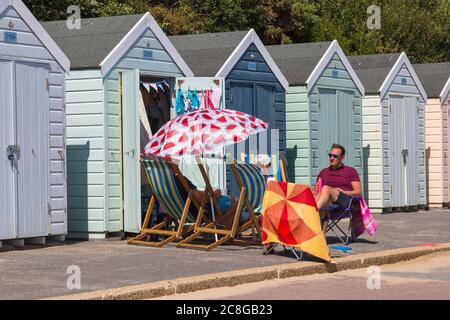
[0,0,70,247]
[43,13,193,239]
[266,41,365,186]
[349,53,428,213]
[170,30,289,158]
[414,63,450,208]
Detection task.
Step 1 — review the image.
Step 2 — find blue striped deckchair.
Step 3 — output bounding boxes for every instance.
[128,157,204,247]
[230,162,268,239]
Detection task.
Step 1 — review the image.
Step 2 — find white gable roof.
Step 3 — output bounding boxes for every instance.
[100,12,193,77]
[440,77,450,104]
[215,29,289,92]
[0,0,70,72]
[306,40,365,95]
[380,52,427,100]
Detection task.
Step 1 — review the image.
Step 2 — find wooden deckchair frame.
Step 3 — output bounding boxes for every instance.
[128,157,209,247]
[279,154,288,183]
[177,156,249,251]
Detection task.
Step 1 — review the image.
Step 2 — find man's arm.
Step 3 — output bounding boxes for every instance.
[337,181,362,197]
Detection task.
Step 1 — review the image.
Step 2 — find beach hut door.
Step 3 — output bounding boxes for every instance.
[121,70,141,233]
[318,88,337,170]
[404,96,419,206]
[0,60,15,239]
[1,61,49,239]
[390,96,406,207]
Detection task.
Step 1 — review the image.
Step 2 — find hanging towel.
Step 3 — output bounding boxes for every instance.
[359,198,378,236]
[211,87,222,109]
[199,90,205,109]
[185,89,193,113]
[175,88,185,115]
[191,90,201,109]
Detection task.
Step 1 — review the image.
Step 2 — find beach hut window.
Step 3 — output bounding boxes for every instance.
[248,61,257,71]
[4,31,17,43]
[143,50,153,60]
[332,69,339,78]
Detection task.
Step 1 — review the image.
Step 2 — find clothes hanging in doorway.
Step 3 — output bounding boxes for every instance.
[175,88,185,115]
[176,87,223,115]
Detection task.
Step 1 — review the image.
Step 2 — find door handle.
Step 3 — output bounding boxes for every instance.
[7,145,20,161]
[402,149,408,165]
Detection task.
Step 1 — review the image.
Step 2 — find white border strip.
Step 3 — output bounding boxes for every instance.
[306,40,365,95]
[215,29,289,92]
[100,12,193,77]
[3,0,70,72]
[439,76,450,105]
[379,52,427,101]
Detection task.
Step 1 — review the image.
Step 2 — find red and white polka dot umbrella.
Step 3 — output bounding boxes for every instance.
[143,108,268,157]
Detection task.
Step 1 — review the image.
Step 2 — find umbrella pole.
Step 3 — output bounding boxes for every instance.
[195,155,219,242]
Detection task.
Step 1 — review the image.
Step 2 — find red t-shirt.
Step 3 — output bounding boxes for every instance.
[317,165,360,191]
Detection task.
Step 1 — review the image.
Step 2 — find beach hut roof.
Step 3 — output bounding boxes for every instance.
[170,29,289,91]
[42,13,193,76]
[349,53,427,100]
[413,62,450,100]
[267,40,364,95]
[0,0,70,72]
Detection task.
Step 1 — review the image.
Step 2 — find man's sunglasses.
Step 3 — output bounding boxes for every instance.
[328,153,341,159]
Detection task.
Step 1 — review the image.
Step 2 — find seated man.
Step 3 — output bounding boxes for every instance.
[312,144,362,236]
[172,167,237,229]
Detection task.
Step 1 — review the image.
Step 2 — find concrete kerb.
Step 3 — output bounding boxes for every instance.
[45,243,450,300]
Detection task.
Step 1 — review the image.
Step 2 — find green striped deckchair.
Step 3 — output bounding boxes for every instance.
[128,157,203,247]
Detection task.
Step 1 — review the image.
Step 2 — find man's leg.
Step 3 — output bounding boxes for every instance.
[316,186,340,209]
[316,186,341,238]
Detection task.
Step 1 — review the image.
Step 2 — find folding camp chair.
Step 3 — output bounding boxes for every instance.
[128,157,206,247]
[176,156,246,251]
[323,196,360,245]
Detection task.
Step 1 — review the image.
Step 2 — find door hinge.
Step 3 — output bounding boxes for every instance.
[45,78,49,91]
[318,99,320,108]
[47,203,51,215]
[390,185,393,194]
[389,104,391,113]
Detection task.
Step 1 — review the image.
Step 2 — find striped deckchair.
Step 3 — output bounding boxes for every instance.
[230,162,267,239]
[177,156,246,250]
[128,157,205,247]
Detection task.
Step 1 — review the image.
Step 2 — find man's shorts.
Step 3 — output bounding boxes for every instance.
[332,191,353,209]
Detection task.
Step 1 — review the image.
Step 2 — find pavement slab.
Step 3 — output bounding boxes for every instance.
[1,209,449,300]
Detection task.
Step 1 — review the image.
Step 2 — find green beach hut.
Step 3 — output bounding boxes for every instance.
[267,41,365,186]
[43,13,193,239]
